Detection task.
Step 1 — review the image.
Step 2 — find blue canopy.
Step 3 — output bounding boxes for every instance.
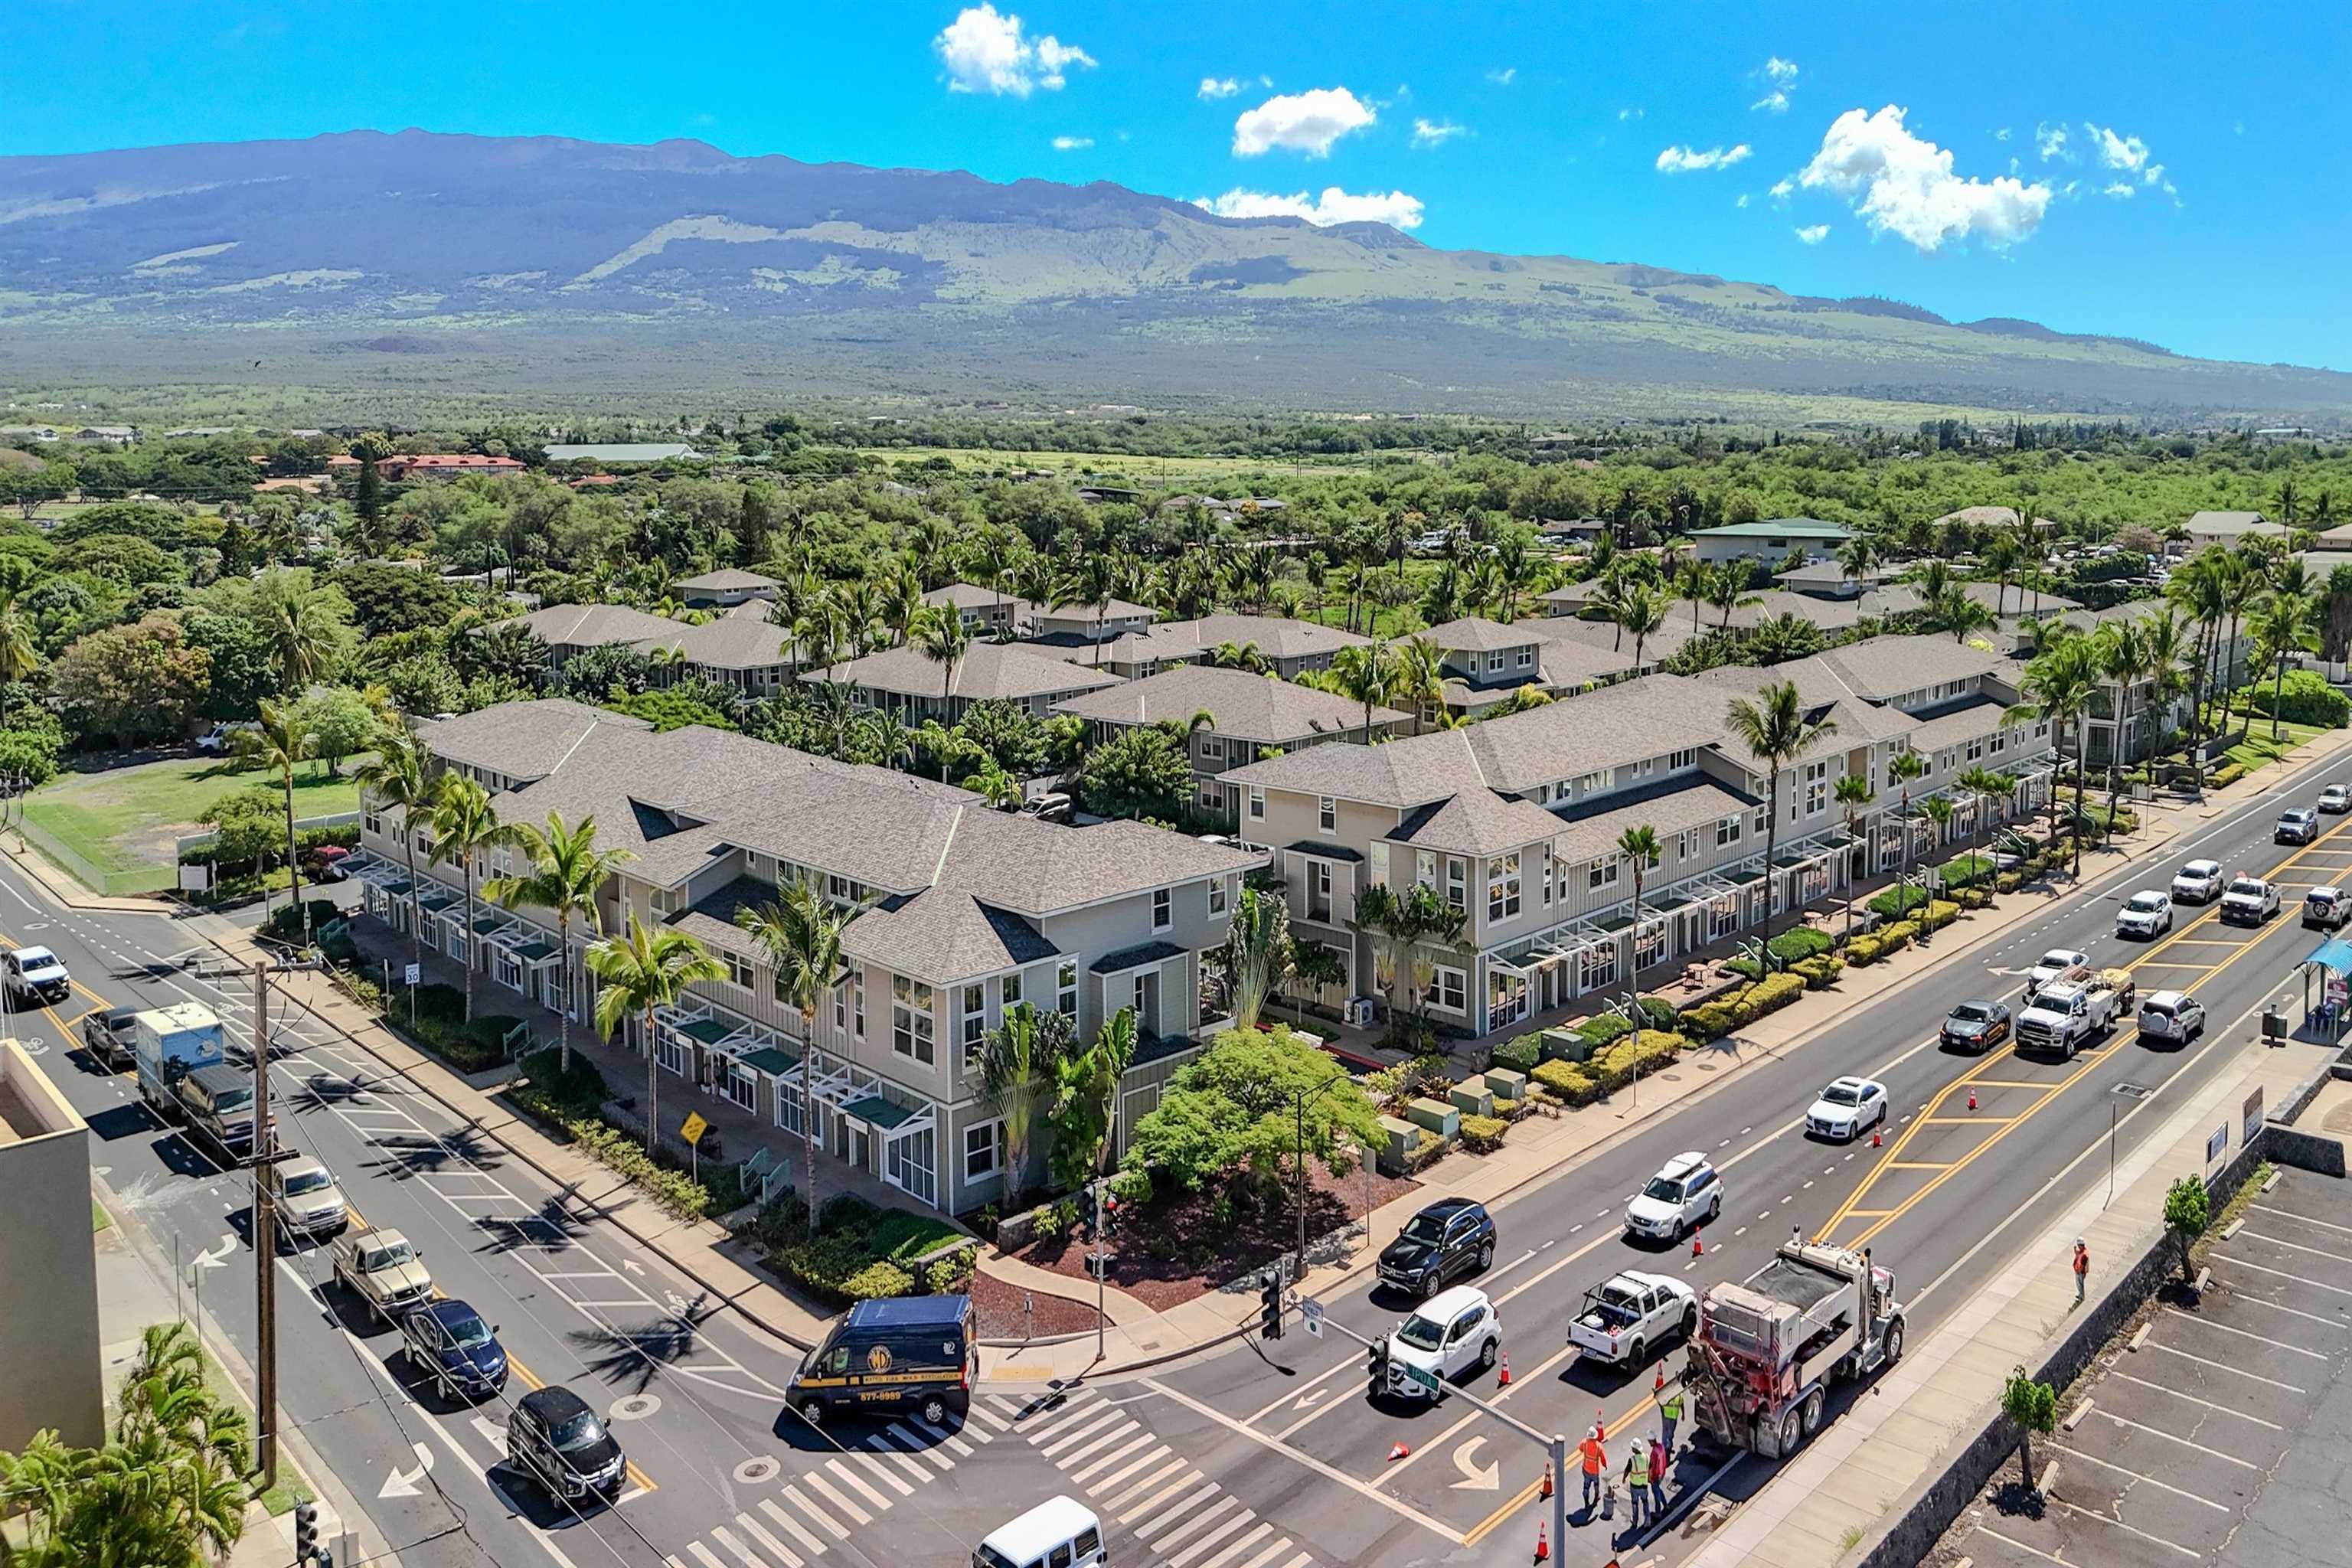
[2303,938,2352,975]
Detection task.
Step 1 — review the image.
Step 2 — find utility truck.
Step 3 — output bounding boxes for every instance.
[1682,1237,1905,1459]
[2015,965,2135,1058]
[129,1004,227,1123]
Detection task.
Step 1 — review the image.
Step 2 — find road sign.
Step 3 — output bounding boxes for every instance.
[2244,1088,2266,1145]
[1300,1298,1325,1339]
[1400,1361,1442,1395]
[680,1112,709,1146]
[403,963,421,986]
[2206,1122,2229,1165]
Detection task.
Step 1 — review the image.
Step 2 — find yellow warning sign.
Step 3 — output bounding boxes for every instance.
[680,1112,709,1146]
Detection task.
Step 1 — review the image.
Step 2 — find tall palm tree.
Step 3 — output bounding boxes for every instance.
[1887,749,1929,912]
[2165,550,2228,782]
[1328,638,1395,742]
[1674,554,1710,633]
[234,697,316,929]
[1615,582,1668,671]
[735,876,859,1236]
[2007,633,2102,875]
[483,811,635,1073]
[907,603,972,715]
[1834,772,1876,943]
[263,573,348,688]
[1057,554,1124,666]
[2216,547,2258,730]
[1616,825,1661,982]
[2135,606,2193,764]
[1835,534,1881,596]
[0,598,40,730]
[2249,584,2321,743]
[428,773,502,1021]
[1723,681,1838,978]
[354,728,435,972]
[2093,618,2151,844]
[1956,765,2014,868]
[1705,560,1762,630]
[1387,635,1448,732]
[588,916,727,1155]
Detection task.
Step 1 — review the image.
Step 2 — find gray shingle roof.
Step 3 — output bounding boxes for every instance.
[1037,613,1368,668]
[675,568,779,592]
[1548,778,1758,866]
[842,894,1060,980]
[1389,789,1566,858]
[415,699,649,782]
[810,642,1124,702]
[1903,697,2017,755]
[924,583,1036,614]
[1050,664,1405,743]
[518,600,792,671]
[1424,617,1540,652]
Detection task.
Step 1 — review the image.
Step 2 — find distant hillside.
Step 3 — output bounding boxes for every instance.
[2,129,2346,424]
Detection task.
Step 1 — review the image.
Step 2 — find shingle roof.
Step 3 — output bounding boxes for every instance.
[1389,789,1567,858]
[1547,777,1758,866]
[1903,697,2019,755]
[1424,617,1540,652]
[810,642,1124,702]
[924,583,1036,614]
[2187,510,2276,535]
[1050,664,1405,743]
[1694,518,1851,539]
[842,894,1060,981]
[518,600,792,671]
[1038,596,1156,622]
[1037,614,1369,668]
[416,699,648,782]
[675,568,778,592]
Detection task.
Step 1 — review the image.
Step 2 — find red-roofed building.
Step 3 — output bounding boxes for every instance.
[376,453,527,482]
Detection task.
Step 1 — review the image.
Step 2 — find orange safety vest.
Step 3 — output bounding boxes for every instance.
[1579,1439,1606,1475]
[2074,1247,2089,1277]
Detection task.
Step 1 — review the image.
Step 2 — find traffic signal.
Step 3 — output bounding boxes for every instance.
[1366,1338,1390,1390]
[293,1501,318,1564]
[1102,1195,1120,1238]
[1259,1272,1283,1340]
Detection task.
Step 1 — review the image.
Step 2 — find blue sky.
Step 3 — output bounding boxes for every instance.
[13,1,2350,369]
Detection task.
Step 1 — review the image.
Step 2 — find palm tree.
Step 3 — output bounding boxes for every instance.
[1616,825,1661,982]
[1328,638,1395,743]
[2216,547,2259,729]
[428,773,502,1021]
[1209,639,1270,674]
[354,730,436,973]
[2249,584,2321,742]
[2092,618,2151,844]
[483,811,635,1073]
[1615,582,1668,671]
[1674,554,1710,633]
[1835,534,1881,596]
[907,603,973,716]
[981,1001,1063,1210]
[1834,772,1876,943]
[2165,550,2228,782]
[234,697,316,930]
[263,573,348,688]
[735,877,859,1236]
[1705,561,1762,630]
[0,599,40,730]
[1057,554,1124,666]
[1218,886,1293,1031]
[2135,606,2193,766]
[1981,530,2023,622]
[2007,634,2102,875]
[587,916,727,1155]
[1956,765,2014,871]
[1887,749,1929,913]
[1723,681,1838,978]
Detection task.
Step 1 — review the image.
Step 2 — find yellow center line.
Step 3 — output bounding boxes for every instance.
[1462,1390,1661,1544]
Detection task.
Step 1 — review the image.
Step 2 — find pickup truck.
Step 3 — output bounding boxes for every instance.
[331,1228,433,1323]
[1568,1272,1698,1367]
[2015,966,2136,1059]
[2220,876,2282,926]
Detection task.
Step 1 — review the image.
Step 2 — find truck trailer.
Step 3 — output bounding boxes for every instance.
[130,1004,227,1123]
[1682,1238,1905,1459]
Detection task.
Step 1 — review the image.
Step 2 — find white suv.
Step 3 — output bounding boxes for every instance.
[1382,1285,1500,1400]
[2171,860,2225,904]
[1625,1152,1723,1242]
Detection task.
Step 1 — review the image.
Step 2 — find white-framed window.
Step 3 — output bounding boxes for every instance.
[829,972,865,1038]
[1669,747,1697,770]
[1515,645,1535,669]
[1001,971,1023,1011]
[1415,849,1437,890]
[1057,959,1078,1017]
[1152,887,1172,930]
[1370,841,1390,886]
[1486,851,1521,921]
[1209,876,1228,916]
[1717,814,1743,848]
[724,1060,756,1112]
[1248,786,1266,821]
[647,884,682,916]
[963,1119,1004,1182]
[891,975,936,1066]
[1425,964,1468,1015]
[1966,737,1984,761]
[1197,779,1221,812]
[826,872,851,902]
[1753,808,1769,838]
[961,983,987,1069]
[1578,942,1618,993]
[1200,734,1225,763]
[1709,890,1743,941]
[1680,827,1703,861]
[1318,796,1337,833]
[1485,650,1504,675]
[1635,917,1668,972]
[774,1079,803,1136]
[1445,856,1467,911]
[724,952,755,991]
[1586,858,1619,892]
[363,809,381,835]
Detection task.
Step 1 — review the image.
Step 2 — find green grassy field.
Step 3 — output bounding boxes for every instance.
[855,444,1404,484]
[24,757,359,878]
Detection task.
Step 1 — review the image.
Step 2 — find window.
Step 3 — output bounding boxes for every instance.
[827,973,865,1037]
[1318,796,1337,834]
[724,952,755,991]
[825,872,853,903]
[1635,917,1668,972]
[1515,645,1535,669]
[363,810,382,835]
[1001,972,1023,1011]
[1578,941,1618,993]
[1717,815,1743,848]
[647,884,681,916]
[1669,747,1697,770]
[1057,959,1078,1017]
[1415,850,1437,890]
[963,1120,1004,1182]
[1200,734,1224,763]
[1805,778,1828,815]
[1486,852,1521,920]
[1209,876,1228,916]
[1586,858,1619,892]
[1248,786,1265,822]
[961,984,987,1068]
[1485,650,1504,675]
[1424,965,1467,1014]
[1445,856,1467,912]
[891,975,935,1065]
[1679,828,1703,861]
[1370,841,1390,887]
[1966,736,1984,761]
[1152,887,1172,931]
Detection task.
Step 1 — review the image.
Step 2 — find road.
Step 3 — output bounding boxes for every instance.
[0,865,1063,1568]
[1082,755,2352,1568]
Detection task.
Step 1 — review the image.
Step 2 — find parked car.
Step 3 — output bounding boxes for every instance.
[2,946,71,1006]
[175,1063,255,1161]
[1019,793,1072,824]
[305,844,353,882]
[2322,785,2352,815]
[2277,808,2320,846]
[2025,949,2091,1002]
[265,1156,348,1245]
[1625,1152,1722,1242]
[2115,890,2174,939]
[2220,876,2281,926]
[331,1228,433,1322]
[2308,887,2351,930]
[2137,990,2206,1044]
[1377,1198,1496,1298]
[507,1385,626,1504]
[2171,859,2226,904]
[80,1005,141,1069]
[1941,998,2011,1053]
[1567,1272,1697,1366]
[1805,1077,1889,1141]
[1379,1284,1500,1400]
[399,1298,509,1402]
[787,1296,975,1429]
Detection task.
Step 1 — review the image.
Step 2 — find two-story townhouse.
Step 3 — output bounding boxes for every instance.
[923,582,1037,637]
[1421,618,1638,714]
[808,642,1123,721]
[514,600,799,697]
[1050,664,1412,818]
[1023,615,1369,681]
[351,701,1251,1215]
[1027,597,1160,648]
[673,568,779,609]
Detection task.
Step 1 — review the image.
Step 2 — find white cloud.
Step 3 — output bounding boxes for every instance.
[935,5,1094,96]
[1993,126,2013,142]
[1050,135,1092,150]
[1618,106,1644,121]
[1765,56,1799,83]
[1769,177,1795,199]
[1411,117,1466,148]
[1753,56,1797,112]
[1800,105,2051,251]
[1795,223,1830,244]
[1486,67,1516,85]
[1753,90,1789,113]
[2085,122,2148,172]
[1736,193,1750,207]
[1232,86,1376,157]
[1199,77,1240,100]
[2034,122,2070,161]
[2103,181,2135,199]
[1656,143,1752,174]
[1193,186,1425,230]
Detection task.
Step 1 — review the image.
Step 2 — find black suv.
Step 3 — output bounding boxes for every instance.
[507,1386,625,1506]
[1377,1197,1495,1298]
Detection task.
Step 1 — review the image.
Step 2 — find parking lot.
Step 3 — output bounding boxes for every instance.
[1943,1170,2352,1568]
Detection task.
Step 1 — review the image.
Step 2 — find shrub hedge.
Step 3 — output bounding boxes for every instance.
[2247,669,2352,728]
[1681,972,1807,1040]
[1725,925,1836,978]
[2210,761,2249,789]
[1491,1034,1544,1073]
[1458,1113,1509,1154]
[564,1118,712,1222]
[1792,953,1844,988]
[1867,884,1937,920]
[1530,1029,1685,1107]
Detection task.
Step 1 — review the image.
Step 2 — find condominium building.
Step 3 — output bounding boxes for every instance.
[1024,614,1370,681]
[0,1037,102,1451]
[810,642,1123,721]
[514,601,798,696]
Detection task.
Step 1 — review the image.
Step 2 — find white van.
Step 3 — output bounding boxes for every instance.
[974,1495,1106,1568]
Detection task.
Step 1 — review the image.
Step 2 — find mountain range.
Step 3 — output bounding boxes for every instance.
[2,129,2345,424]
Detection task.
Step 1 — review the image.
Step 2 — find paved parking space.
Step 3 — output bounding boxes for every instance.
[1943,1171,2352,1568]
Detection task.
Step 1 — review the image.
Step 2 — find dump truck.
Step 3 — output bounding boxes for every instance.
[130,1004,227,1124]
[1681,1238,1905,1459]
[2015,965,2135,1059]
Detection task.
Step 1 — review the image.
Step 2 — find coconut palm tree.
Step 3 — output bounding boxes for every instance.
[2249,583,2321,743]
[1328,638,1395,743]
[1834,772,1876,943]
[428,773,502,1021]
[981,1001,1065,1210]
[2135,606,2193,764]
[1057,553,1125,666]
[734,876,859,1235]
[1956,765,2014,871]
[1887,749,1929,913]
[234,697,317,930]
[2216,547,2259,729]
[483,811,635,1073]
[0,598,40,730]
[354,729,437,972]
[587,916,726,1155]
[2092,618,2152,844]
[2007,632,2103,875]
[1723,681,1839,978]
[1835,534,1881,596]
[263,572,349,688]
[1208,639,1270,674]
[1705,561,1762,630]
[2165,550,2228,782]
[1616,825,1661,982]
[907,603,972,716]
[1615,582,1669,671]
[1387,636,1448,733]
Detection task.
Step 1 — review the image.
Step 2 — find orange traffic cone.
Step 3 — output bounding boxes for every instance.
[1534,1522,1550,1563]
[1596,1410,1607,1442]
[1654,1365,1666,1396]
[1498,1350,1512,1387]
[1872,1125,1883,1148]
[1968,1088,1978,1111]
[1691,1233,1704,1258]
[1388,1441,1410,1462]
[1540,1466,1554,1501]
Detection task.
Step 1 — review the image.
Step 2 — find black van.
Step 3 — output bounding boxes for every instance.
[789,1295,975,1429]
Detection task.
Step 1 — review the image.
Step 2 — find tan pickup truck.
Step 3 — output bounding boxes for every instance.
[331,1228,433,1322]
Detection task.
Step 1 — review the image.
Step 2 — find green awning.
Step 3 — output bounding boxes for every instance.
[382,879,413,897]
[675,1017,734,1045]
[743,1046,800,1076]
[841,1094,916,1130]
[472,915,508,936]
[1593,913,1637,933]
[1730,867,1769,887]
[514,940,557,963]
[1646,893,1697,913]
[418,890,458,913]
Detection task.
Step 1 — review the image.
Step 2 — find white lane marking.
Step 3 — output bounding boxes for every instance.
[2099,1370,2283,1429]
[2140,1341,2305,1392]
[2160,1308,2328,1359]
[2048,1443,2230,1510]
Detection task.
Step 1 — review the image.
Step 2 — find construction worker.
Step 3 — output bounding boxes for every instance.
[1621,1439,1651,1529]
[1579,1426,1607,1513]
[2073,1238,2089,1305]
[1648,1436,1669,1519]
[1659,1381,1684,1454]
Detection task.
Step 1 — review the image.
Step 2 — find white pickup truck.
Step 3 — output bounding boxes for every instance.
[2220,876,2281,926]
[1568,1272,1698,1367]
[2015,966,2137,1058]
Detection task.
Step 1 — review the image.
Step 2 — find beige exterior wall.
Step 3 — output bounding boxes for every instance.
[0,1039,103,1452]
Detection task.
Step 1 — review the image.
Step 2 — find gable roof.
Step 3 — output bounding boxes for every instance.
[1050,664,1405,743]
[675,567,778,592]
[415,699,648,782]
[1425,616,1541,652]
[810,642,1124,702]
[1388,789,1567,858]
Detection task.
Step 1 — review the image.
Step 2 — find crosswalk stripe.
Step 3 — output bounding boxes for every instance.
[1135,1485,1223,1539]
[717,1521,797,1568]
[759,1498,830,1556]
[884,1423,955,1471]
[1056,1419,1138,1470]
[665,1557,690,1568]
[779,1488,850,1542]
[912,1416,975,1455]
[1234,1536,1295,1568]
[1026,1396,1106,1442]
[1109,1458,1192,1515]
[987,1394,1025,1413]
[1278,1553,1313,1568]
[1152,1495,1241,1552]
[864,1436,933,1482]
[1071,1432,1155,1484]
[971,1404,1014,1430]
[1087,1442,1171,1495]
[1197,1522,1277,1568]
[805,1469,874,1526]
[825,1458,893,1511]
[852,1448,920,1493]
[686,1543,730,1568]
[1171,1514,1262,1568]
[1043,1409,1125,1457]
[736,1511,807,1567]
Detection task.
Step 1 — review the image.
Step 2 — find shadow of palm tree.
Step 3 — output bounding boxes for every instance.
[564,1315,701,1396]
[357,1123,505,1183]
[472,1194,593,1256]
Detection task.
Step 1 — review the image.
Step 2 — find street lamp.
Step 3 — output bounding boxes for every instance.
[1290,1067,1355,1280]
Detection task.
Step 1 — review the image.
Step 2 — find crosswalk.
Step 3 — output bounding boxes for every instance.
[662,1411,995,1568]
[995,1388,1315,1568]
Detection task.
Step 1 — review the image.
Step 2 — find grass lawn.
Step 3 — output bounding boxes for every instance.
[24,756,359,878]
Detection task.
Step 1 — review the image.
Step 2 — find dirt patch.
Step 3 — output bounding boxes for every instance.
[972,1265,1100,1340]
[1006,1158,1418,1312]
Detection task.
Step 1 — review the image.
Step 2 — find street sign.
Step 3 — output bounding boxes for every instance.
[2206,1122,2229,1165]
[1300,1298,1325,1339]
[1400,1361,1442,1395]
[403,963,421,986]
[2244,1088,2265,1145]
[680,1112,709,1146]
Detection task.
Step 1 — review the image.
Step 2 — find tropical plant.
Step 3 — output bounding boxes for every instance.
[1835,534,1880,595]
[1723,679,1838,980]
[2248,583,2321,742]
[428,773,503,1021]
[232,697,316,929]
[1047,1006,1140,1192]
[1615,582,1668,671]
[1704,560,1762,629]
[482,811,635,1073]
[1218,886,1293,1031]
[586,916,727,1154]
[1615,824,1661,982]
[1327,637,1395,742]
[979,1001,1072,1210]
[734,876,860,1235]
[1352,881,1468,1036]
[2001,1364,2057,1493]
[2007,633,2102,874]
[2163,1174,2210,1288]
[354,727,436,972]
[907,602,972,709]
[1833,772,1876,943]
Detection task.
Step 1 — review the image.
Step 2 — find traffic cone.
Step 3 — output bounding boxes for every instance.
[1968,1088,1978,1112]
[1540,1466,1554,1501]
[1596,1410,1606,1442]
[1533,1522,1550,1563]
[1388,1441,1410,1462]
[1872,1125,1883,1148]
[1498,1350,1512,1387]
[1691,1234,1704,1258]
[1654,1365,1666,1396]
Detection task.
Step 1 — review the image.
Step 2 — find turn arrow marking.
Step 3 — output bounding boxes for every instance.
[1449,1435,1500,1491]
[194,1234,235,1271]
[620,1260,645,1276]
[378,1442,435,1499]
[1292,1388,1331,1413]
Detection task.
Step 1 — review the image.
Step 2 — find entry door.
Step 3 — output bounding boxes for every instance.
[848,1122,870,1172]
[1136,969,1162,1036]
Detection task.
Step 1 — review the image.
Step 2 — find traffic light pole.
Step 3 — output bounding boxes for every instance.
[1298,1295,1567,1557]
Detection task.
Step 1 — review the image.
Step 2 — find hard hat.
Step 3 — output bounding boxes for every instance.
[2075,1237,2086,1248]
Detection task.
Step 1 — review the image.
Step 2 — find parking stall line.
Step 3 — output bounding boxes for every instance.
[2213,1256,2352,1299]
[2160,1308,2328,1359]
[2219,1290,2350,1332]
[2236,1229,2352,1266]
[2102,1370,2284,1429]
[2142,1341,2305,1392]
[2049,1444,2230,1510]
[2086,1409,2262,1468]
[2251,1201,2352,1237]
